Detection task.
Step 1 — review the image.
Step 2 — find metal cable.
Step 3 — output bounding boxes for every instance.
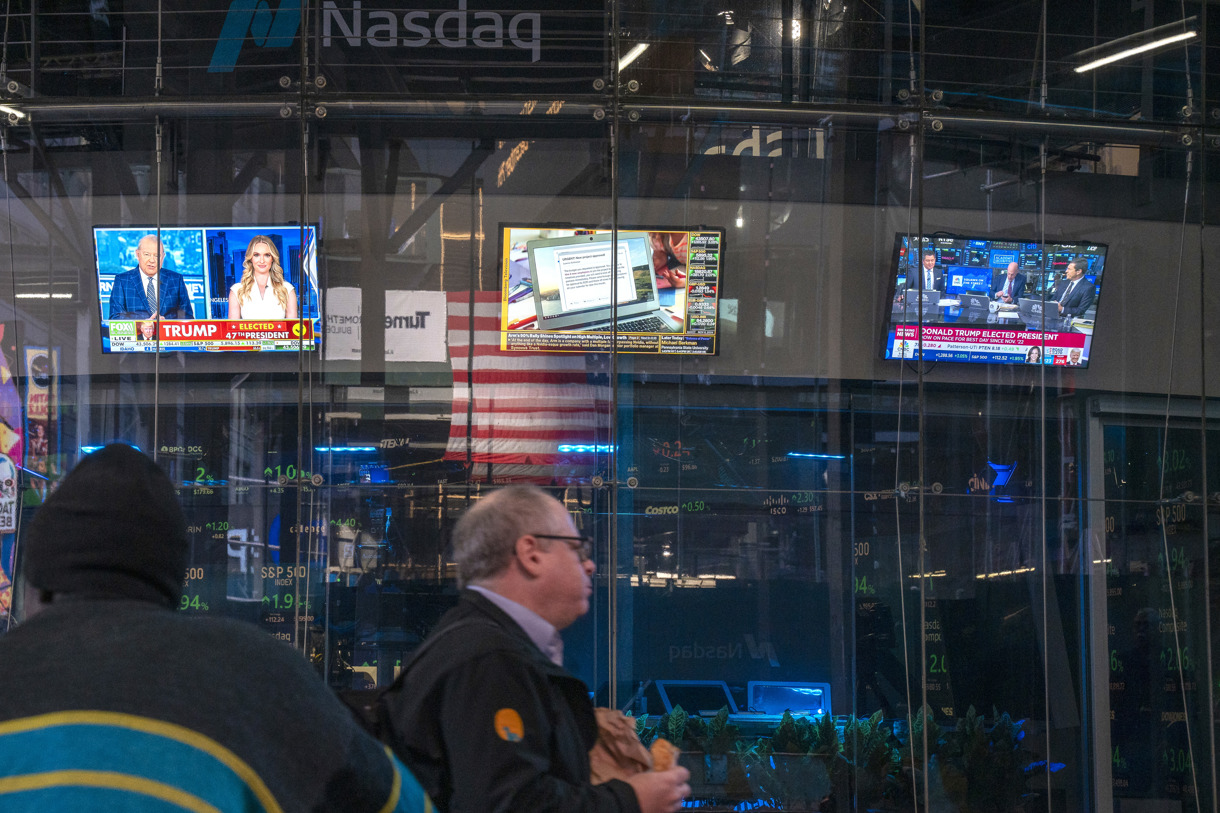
[1195,0,1216,802]
[1037,2,1052,807]
[2,128,22,632]
[606,0,621,712]
[152,118,162,459]
[154,0,162,95]
[1,0,12,83]
[1145,16,1204,799]
[914,3,930,807]
[295,8,311,651]
[889,2,921,806]
[1155,144,1200,807]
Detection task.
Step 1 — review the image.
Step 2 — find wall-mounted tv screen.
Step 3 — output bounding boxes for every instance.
[498,224,723,355]
[882,234,1107,368]
[94,225,320,353]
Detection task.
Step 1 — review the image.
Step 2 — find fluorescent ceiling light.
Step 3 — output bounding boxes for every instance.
[0,104,25,119]
[1075,30,1195,73]
[618,43,649,71]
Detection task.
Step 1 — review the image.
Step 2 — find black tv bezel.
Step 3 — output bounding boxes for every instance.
[880,232,1108,369]
[496,222,726,357]
[92,223,321,355]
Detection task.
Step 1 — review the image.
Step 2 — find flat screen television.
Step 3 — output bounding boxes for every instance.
[882,234,1107,368]
[94,225,320,353]
[498,224,723,355]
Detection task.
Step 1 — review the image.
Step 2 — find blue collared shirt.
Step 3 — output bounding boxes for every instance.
[468,585,564,666]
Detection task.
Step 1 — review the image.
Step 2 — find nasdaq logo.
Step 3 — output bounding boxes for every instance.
[209,0,542,73]
[209,0,302,73]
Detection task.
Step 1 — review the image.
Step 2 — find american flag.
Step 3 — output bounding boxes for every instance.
[444,292,610,484]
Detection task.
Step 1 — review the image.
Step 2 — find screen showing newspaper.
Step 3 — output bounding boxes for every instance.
[499,225,723,355]
[552,241,635,313]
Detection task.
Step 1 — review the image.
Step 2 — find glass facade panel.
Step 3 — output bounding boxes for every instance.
[0,2,1216,810]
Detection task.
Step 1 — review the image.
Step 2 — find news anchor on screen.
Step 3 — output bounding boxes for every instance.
[107,234,194,320]
[1053,258,1095,318]
[898,250,944,302]
[227,235,298,320]
[992,262,1026,304]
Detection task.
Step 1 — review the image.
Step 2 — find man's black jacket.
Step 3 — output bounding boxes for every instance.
[381,589,641,813]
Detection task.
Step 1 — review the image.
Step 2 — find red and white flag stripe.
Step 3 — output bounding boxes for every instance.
[444,292,609,483]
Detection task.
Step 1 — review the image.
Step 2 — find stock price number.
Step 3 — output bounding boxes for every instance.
[1160,646,1193,673]
[652,440,692,460]
[179,594,210,612]
[1156,449,1190,475]
[1163,748,1192,774]
[680,500,709,513]
[1157,545,1187,576]
[261,593,311,611]
[262,464,313,482]
[193,466,220,483]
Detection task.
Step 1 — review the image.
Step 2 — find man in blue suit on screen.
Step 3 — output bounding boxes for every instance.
[1054,258,1095,319]
[107,234,194,320]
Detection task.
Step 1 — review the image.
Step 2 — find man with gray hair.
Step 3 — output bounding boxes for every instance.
[107,234,195,320]
[382,485,690,812]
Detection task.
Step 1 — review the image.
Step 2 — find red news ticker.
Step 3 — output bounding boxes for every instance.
[152,320,314,341]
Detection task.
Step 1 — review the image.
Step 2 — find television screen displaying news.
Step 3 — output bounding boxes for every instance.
[94,225,320,353]
[498,224,723,355]
[883,234,1107,368]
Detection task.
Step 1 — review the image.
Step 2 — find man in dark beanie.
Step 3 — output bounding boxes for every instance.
[0,444,430,812]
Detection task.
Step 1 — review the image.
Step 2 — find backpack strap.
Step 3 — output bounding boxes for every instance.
[340,617,494,740]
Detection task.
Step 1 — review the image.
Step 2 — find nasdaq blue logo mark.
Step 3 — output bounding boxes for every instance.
[209,0,302,73]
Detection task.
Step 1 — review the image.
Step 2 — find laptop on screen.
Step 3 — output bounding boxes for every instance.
[1017,297,1066,328]
[746,681,831,717]
[958,292,991,310]
[655,680,739,716]
[527,232,681,333]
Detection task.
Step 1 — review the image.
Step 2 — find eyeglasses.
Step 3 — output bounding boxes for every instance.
[531,533,593,562]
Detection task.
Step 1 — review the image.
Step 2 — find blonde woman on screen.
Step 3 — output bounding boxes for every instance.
[228,236,298,320]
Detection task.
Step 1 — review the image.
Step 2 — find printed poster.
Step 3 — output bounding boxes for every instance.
[324,287,362,361]
[385,290,447,362]
[24,347,57,476]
